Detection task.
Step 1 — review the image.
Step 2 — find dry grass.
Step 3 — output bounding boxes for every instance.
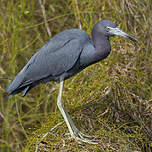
[0,0,152,151]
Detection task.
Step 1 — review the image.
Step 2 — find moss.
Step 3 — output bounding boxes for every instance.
[0,0,152,151]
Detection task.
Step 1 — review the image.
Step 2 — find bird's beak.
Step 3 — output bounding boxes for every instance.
[106,27,138,42]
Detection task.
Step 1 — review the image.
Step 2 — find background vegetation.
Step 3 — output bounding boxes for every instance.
[0,0,151,151]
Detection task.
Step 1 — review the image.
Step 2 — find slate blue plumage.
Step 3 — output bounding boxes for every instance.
[6,20,117,97]
[6,20,137,144]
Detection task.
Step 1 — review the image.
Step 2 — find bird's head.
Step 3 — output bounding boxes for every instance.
[94,20,138,42]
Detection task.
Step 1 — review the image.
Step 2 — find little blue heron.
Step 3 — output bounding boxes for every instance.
[6,20,137,144]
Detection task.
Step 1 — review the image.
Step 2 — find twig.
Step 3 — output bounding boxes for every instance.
[39,0,51,37]
[16,102,28,139]
[74,0,82,29]
[0,111,5,120]
[98,108,109,117]
[0,77,12,80]
[35,121,63,152]
[0,66,5,74]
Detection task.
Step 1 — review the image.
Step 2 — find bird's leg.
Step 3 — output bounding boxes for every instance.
[57,81,98,144]
[63,106,95,138]
[57,81,74,136]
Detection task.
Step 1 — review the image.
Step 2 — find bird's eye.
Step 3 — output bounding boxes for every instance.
[105,26,110,32]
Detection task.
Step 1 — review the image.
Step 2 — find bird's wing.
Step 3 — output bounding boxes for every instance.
[24,38,83,80]
[6,38,83,92]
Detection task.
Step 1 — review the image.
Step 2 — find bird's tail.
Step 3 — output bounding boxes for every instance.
[7,87,25,98]
[7,85,31,98]
[6,72,25,97]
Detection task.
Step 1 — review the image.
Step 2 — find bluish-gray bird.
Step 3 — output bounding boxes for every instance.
[6,20,137,144]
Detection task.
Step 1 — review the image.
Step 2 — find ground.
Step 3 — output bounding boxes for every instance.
[0,0,152,152]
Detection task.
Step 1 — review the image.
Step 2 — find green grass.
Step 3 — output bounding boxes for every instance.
[0,0,152,151]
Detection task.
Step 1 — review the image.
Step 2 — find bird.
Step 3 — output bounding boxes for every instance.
[6,20,137,144]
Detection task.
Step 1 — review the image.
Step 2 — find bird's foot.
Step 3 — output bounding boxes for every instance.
[77,131,96,138]
[71,130,98,144]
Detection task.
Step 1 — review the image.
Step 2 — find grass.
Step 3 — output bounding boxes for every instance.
[0,0,152,151]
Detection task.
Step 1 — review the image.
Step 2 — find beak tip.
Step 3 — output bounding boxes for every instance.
[127,35,138,43]
[133,38,138,43]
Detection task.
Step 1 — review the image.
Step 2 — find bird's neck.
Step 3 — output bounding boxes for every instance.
[91,32,111,60]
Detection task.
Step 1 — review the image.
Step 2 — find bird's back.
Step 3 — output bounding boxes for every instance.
[6,29,91,97]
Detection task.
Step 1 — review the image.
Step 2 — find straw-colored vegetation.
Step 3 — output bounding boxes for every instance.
[0,0,152,151]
